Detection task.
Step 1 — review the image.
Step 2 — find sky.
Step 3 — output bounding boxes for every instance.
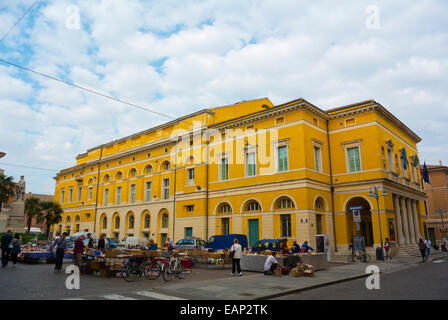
[0,0,447,195]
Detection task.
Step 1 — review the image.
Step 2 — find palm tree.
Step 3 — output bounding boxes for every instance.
[25,197,41,234]
[37,201,63,238]
[0,173,18,210]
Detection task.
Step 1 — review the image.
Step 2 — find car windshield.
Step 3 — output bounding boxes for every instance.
[197,240,205,245]
[185,239,194,245]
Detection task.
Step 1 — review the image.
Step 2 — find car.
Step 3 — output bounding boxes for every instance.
[120,236,148,249]
[251,239,286,253]
[204,234,248,251]
[173,237,205,250]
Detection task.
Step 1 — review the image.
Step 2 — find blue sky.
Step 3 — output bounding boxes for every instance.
[0,0,448,194]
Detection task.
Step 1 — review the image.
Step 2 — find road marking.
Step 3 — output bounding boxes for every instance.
[103,294,137,300]
[432,260,445,263]
[135,290,186,300]
[61,298,86,300]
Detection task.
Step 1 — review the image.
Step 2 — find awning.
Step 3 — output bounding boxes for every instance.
[24,227,42,233]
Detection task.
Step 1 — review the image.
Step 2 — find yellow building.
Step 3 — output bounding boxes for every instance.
[52,97,426,254]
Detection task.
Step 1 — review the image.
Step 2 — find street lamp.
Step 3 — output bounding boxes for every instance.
[436,209,448,243]
[0,152,5,158]
[369,186,388,261]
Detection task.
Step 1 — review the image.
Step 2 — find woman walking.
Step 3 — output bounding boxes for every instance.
[418,238,427,262]
[10,234,21,268]
[230,238,243,276]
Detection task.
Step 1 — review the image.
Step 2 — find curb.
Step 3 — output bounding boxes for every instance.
[254,273,369,300]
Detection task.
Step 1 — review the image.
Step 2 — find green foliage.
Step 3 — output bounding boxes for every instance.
[0,173,18,207]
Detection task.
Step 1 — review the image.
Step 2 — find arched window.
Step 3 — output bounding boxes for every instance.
[129,168,137,177]
[145,165,153,174]
[102,216,107,229]
[129,215,134,229]
[218,203,232,214]
[315,198,324,210]
[276,198,294,209]
[103,174,110,183]
[74,215,80,222]
[245,200,261,212]
[144,214,150,229]
[115,216,120,229]
[88,178,93,185]
[161,161,170,171]
[66,216,71,223]
[162,213,168,228]
[116,171,123,180]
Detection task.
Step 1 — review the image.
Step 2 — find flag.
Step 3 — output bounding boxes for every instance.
[413,154,420,167]
[422,162,430,184]
[401,147,408,170]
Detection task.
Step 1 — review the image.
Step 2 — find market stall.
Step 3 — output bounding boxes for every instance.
[240,252,328,272]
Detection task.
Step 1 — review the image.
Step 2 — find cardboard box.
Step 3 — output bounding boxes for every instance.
[304,269,315,277]
[274,269,282,277]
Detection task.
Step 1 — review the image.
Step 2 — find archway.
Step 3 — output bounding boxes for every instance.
[345,197,373,247]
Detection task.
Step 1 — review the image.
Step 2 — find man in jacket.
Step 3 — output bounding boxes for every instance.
[301,241,314,253]
[54,232,68,272]
[1,230,13,267]
[74,235,86,272]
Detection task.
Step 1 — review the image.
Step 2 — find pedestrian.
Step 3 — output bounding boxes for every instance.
[50,232,60,258]
[87,233,94,249]
[1,230,13,268]
[54,232,68,272]
[10,234,21,268]
[301,241,314,253]
[418,238,427,262]
[384,238,391,260]
[74,235,86,273]
[264,251,282,275]
[424,239,431,259]
[97,234,105,252]
[230,238,242,276]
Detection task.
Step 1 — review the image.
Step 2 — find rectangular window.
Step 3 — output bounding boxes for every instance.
[220,158,229,180]
[145,182,151,202]
[130,184,136,203]
[185,227,193,238]
[388,149,394,172]
[280,214,291,237]
[69,188,73,203]
[77,186,82,202]
[116,186,121,205]
[246,152,256,177]
[314,146,322,172]
[60,189,65,204]
[221,218,230,235]
[277,146,288,172]
[163,178,170,199]
[347,147,361,173]
[88,187,92,201]
[188,168,195,184]
[186,205,194,212]
[104,188,109,206]
[316,214,323,235]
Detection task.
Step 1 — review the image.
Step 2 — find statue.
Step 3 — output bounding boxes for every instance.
[13,176,25,202]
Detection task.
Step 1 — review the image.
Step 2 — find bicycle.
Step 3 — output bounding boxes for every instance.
[161,253,190,282]
[143,257,162,280]
[121,256,146,282]
[347,250,370,263]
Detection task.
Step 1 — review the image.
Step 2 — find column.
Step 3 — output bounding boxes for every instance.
[400,196,410,246]
[393,194,405,245]
[412,200,421,242]
[406,198,416,245]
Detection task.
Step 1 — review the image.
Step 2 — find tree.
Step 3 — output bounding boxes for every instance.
[37,201,63,238]
[0,173,18,210]
[25,197,41,234]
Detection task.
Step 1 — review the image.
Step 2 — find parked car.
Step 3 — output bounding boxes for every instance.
[173,237,205,250]
[120,236,148,248]
[251,239,285,253]
[204,234,248,251]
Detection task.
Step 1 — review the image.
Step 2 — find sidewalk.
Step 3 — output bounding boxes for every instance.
[153,251,448,300]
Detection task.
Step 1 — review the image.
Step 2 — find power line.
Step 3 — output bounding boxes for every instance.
[0,162,57,172]
[0,58,178,121]
[0,0,39,43]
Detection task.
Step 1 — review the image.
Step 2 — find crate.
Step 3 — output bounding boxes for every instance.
[274,269,282,277]
[105,249,118,258]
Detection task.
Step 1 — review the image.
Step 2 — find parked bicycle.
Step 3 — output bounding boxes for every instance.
[160,253,190,282]
[347,250,370,263]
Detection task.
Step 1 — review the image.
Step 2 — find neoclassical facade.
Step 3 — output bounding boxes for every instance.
[52,97,426,253]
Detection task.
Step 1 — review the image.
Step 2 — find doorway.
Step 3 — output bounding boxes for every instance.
[346,197,374,247]
[248,219,259,247]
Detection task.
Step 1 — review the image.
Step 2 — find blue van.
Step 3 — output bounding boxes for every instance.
[204,234,248,251]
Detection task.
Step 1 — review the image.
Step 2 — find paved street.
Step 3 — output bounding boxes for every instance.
[274,258,448,300]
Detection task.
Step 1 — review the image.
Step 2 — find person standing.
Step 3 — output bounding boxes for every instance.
[418,238,427,262]
[97,234,105,252]
[54,232,68,272]
[87,233,94,249]
[10,234,21,268]
[230,238,243,276]
[50,232,60,258]
[424,239,431,259]
[301,241,314,253]
[384,238,391,260]
[292,240,301,253]
[1,230,13,268]
[74,235,86,273]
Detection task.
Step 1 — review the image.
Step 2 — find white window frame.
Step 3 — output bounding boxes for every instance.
[312,139,323,173]
[68,188,73,203]
[280,214,292,237]
[129,184,136,204]
[245,150,257,177]
[219,157,229,181]
[342,140,362,173]
[88,187,92,201]
[77,186,82,202]
[104,188,109,206]
[187,168,195,185]
[60,189,65,204]
[145,181,152,202]
[163,178,170,200]
[273,139,290,173]
[116,186,121,205]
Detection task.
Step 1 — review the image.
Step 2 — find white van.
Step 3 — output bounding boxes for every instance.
[121,237,148,248]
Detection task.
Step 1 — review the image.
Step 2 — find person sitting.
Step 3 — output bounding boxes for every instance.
[301,241,314,253]
[264,251,282,275]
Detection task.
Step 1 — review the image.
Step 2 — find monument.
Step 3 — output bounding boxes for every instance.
[0,176,26,233]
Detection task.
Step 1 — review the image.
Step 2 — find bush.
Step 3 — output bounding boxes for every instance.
[38,234,48,241]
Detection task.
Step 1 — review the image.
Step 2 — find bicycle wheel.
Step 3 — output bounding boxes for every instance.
[144,261,161,280]
[347,254,355,263]
[363,253,370,263]
[123,263,139,282]
[174,262,186,279]
[162,262,173,282]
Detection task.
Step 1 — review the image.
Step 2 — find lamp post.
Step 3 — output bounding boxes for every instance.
[0,152,5,159]
[436,209,448,243]
[369,186,388,261]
